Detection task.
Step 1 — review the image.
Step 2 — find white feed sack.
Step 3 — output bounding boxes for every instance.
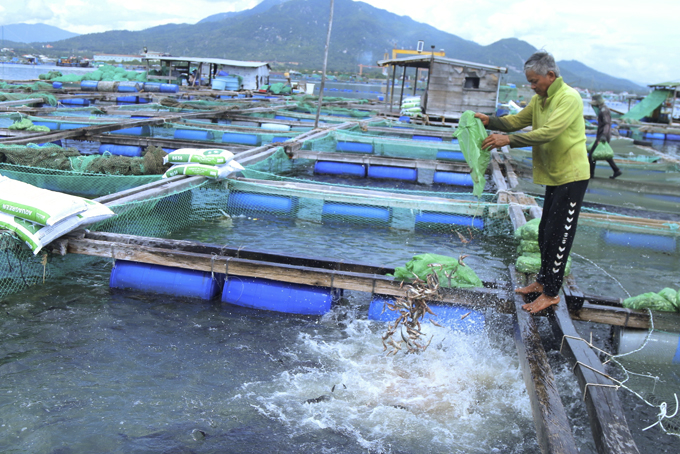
[0,176,90,226]
[163,148,235,166]
[162,161,245,180]
[0,199,115,255]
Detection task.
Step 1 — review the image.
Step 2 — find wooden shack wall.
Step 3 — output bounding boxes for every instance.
[425,62,499,117]
[221,65,270,90]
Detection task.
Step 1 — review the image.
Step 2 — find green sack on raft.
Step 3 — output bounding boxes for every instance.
[27,125,50,132]
[623,292,677,312]
[592,141,614,161]
[658,288,679,311]
[517,239,540,254]
[390,253,483,289]
[514,218,540,241]
[452,110,490,197]
[515,252,571,275]
[8,119,35,130]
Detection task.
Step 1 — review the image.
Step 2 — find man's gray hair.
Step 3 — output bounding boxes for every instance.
[524,51,560,77]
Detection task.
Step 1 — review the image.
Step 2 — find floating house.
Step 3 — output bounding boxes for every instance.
[377,55,508,118]
[142,56,271,90]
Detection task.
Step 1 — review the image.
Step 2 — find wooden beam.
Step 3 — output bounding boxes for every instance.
[101,176,207,206]
[291,150,472,172]
[548,289,639,454]
[0,98,45,107]
[509,266,579,454]
[63,236,509,307]
[94,175,188,205]
[233,177,486,215]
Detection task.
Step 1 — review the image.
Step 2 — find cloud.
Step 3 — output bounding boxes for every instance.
[1,0,677,85]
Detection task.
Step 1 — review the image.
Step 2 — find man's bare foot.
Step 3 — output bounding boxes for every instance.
[515,281,543,295]
[522,293,560,314]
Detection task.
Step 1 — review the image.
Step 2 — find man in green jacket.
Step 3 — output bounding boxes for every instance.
[475,51,590,313]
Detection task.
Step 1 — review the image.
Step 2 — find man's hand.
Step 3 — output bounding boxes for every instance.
[473,112,489,126]
[481,134,511,150]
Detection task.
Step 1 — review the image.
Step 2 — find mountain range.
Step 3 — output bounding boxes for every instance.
[2,0,645,93]
[0,23,79,44]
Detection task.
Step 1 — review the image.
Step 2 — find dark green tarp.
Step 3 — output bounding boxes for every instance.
[622,89,670,121]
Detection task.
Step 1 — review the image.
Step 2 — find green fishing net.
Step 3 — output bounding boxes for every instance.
[453,111,490,197]
[391,253,483,289]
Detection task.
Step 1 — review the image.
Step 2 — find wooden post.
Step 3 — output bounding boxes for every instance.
[398,65,407,110]
[389,64,397,113]
[423,46,435,115]
[314,0,335,130]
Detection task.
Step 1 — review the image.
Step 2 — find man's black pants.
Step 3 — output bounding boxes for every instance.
[536,179,589,297]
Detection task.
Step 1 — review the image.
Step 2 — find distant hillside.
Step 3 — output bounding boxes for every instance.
[198,0,290,24]
[0,23,79,43]
[30,0,645,92]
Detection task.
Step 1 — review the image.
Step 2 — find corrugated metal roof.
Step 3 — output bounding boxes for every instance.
[142,56,270,69]
[377,55,507,73]
[648,81,680,88]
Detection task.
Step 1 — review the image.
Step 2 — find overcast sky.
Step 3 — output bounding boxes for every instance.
[1,0,676,85]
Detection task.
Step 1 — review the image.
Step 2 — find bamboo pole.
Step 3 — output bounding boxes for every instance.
[314,0,335,129]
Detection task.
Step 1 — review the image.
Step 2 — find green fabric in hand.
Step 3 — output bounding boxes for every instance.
[453,111,490,197]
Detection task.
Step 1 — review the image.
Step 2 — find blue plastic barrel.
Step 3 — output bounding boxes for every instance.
[116,96,138,103]
[117,126,151,136]
[61,98,91,106]
[52,82,63,89]
[416,212,484,229]
[602,231,676,253]
[398,116,411,123]
[367,165,417,181]
[413,135,442,142]
[59,122,90,130]
[322,203,390,222]
[275,115,298,121]
[118,82,141,92]
[368,296,485,334]
[110,260,222,300]
[32,121,59,130]
[645,132,666,140]
[666,134,680,141]
[222,276,334,315]
[80,80,99,91]
[261,123,291,131]
[314,161,366,177]
[175,129,212,141]
[143,82,162,92]
[433,171,474,187]
[138,97,151,104]
[222,132,261,146]
[228,192,295,214]
[160,84,179,93]
[99,144,143,157]
[336,141,373,153]
[436,150,466,162]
